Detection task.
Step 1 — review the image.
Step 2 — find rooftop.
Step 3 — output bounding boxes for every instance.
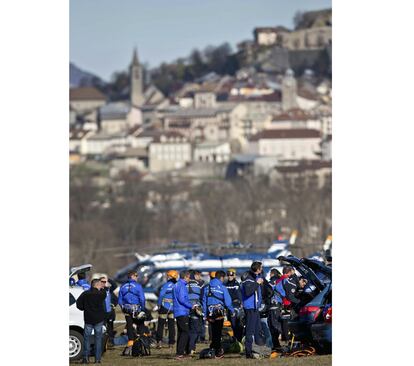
[100,102,130,120]
[250,129,321,141]
[272,108,313,121]
[70,87,106,101]
[163,104,237,119]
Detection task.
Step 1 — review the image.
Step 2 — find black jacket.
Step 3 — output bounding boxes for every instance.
[76,288,106,325]
[224,279,243,307]
[283,277,301,305]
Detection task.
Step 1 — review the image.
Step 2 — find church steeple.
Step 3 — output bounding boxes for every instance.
[132,47,139,66]
[130,48,144,107]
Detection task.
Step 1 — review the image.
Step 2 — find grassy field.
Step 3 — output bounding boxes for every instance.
[71,344,332,365]
[71,314,331,365]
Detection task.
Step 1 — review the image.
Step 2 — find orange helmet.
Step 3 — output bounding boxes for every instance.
[209,271,216,279]
[167,270,179,280]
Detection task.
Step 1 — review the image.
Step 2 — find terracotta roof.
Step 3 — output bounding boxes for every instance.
[297,88,320,101]
[228,91,281,102]
[272,108,312,121]
[250,129,321,141]
[70,87,106,101]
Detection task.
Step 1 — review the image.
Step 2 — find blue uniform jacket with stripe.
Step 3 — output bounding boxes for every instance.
[202,278,234,315]
[118,279,146,310]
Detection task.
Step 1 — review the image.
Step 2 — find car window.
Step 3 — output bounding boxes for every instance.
[69,292,76,306]
[307,285,331,306]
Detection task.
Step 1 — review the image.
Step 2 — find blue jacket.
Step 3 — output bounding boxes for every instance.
[104,288,112,312]
[76,279,91,291]
[158,280,175,311]
[118,279,146,310]
[172,279,193,317]
[202,279,234,315]
[187,279,202,305]
[241,271,262,310]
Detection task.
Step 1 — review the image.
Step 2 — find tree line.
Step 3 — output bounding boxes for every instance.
[70,165,331,274]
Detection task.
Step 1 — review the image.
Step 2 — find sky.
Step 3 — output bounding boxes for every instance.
[70,0,332,81]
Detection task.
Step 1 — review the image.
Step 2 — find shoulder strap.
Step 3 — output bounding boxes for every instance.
[207,284,224,301]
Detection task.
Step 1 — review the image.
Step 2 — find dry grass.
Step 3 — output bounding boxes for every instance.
[71,343,331,365]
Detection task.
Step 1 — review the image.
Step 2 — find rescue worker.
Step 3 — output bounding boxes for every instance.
[224,268,244,342]
[202,270,234,359]
[99,275,117,343]
[241,261,264,359]
[269,267,282,284]
[281,267,302,315]
[118,270,146,353]
[76,272,91,291]
[172,270,196,360]
[274,266,307,341]
[267,269,287,355]
[195,270,207,343]
[206,271,216,342]
[259,270,274,348]
[155,270,178,349]
[186,270,203,355]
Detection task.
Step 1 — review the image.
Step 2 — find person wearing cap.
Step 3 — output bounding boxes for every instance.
[224,268,244,342]
[118,270,146,352]
[155,270,178,348]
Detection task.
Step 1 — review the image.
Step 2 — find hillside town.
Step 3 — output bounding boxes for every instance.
[70,9,331,188]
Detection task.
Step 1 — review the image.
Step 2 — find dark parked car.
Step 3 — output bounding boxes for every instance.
[277,255,332,353]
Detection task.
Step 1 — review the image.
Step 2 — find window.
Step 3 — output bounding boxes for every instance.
[69,293,76,306]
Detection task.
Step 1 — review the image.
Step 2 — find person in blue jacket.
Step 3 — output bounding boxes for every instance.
[172,270,195,359]
[202,270,234,359]
[118,270,146,350]
[155,270,178,348]
[76,272,91,291]
[241,261,264,358]
[186,270,203,354]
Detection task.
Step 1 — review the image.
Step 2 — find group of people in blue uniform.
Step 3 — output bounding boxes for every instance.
[115,260,308,360]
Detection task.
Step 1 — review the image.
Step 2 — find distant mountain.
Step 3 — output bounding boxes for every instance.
[70,63,106,88]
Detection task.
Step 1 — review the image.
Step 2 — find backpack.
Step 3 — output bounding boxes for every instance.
[222,336,244,354]
[121,335,152,357]
[199,348,215,359]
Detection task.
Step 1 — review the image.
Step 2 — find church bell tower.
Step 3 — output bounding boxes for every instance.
[130,48,144,107]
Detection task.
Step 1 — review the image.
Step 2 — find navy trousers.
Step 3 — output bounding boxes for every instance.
[244,309,263,354]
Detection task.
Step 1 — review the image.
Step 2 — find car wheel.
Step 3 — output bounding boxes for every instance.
[69,329,84,361]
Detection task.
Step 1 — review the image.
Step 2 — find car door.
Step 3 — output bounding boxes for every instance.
[69,264,92,280]
[301,258,332,284]
[277,255,325,292]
